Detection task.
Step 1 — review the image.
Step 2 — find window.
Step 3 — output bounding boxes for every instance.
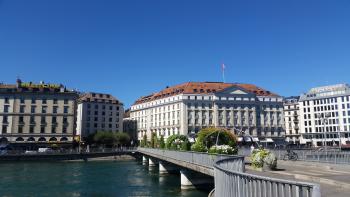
[51,126,56,133]
[41,116,46,124]
[18,126,23,133]
[2,116,8,123]
[4,98,9,104]
[31,106,36,113]
[30,126,34,133]
[4,105,9,113]
[63,117,68,124]
[31,98,36,104]
[53,106,58,114]
[87,104,91,109]
[20,105,25,113]
[30,116,35,123]
[53,99,58,104]
[41,126,45,133]
[19,116,24,123]
[20,98,25,104]
[42,106,47,113]
[2,125,7,133]
[52,117,57,123]
[64,106,69,113]
[64,99,68,104]
[109,106,113,110]
[62,127,67,133]
[42,98,47,104]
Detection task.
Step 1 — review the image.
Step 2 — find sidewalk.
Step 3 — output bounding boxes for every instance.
[246,160,350,197]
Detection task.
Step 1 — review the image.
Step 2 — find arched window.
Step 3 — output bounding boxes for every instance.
[15,137,24,142]
[27,137,35,142]
[49,137,57,142]
[60,137,68,142]
[38,137,46,142]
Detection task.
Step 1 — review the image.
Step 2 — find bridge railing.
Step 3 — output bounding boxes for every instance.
[214,158,321,197]
[269,149,350,164]
[138,148,320,197]
[138,147,244,170]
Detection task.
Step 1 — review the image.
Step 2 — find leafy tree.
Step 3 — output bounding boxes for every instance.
[159,135,165,149]
[140,134,148,147]
[150,132,157,148]
[165,134,189,150]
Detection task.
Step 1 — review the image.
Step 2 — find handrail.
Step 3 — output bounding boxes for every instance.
[214,158,321,197]
[138,148,320,197]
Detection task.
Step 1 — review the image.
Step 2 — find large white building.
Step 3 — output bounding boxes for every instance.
[284,96,301,145]
[299,84,350,147]
[130,82,285,145]
[76,93,124,140]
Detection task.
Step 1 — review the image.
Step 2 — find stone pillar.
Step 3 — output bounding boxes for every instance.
[180,170,214,190]
[180,170,195,190]
[142,156,148,165]
[159,161,178,175]
[149,158,156,167]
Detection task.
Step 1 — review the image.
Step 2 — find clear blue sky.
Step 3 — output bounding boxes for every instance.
[0,0,349,108]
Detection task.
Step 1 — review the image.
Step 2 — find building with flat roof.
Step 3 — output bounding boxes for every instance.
[299,84,350,147]
[76,92,123,140]
[0,79,78,147]
[130,82,285,146]
[284,96,301,146]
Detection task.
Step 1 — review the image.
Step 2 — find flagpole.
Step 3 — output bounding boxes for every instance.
[222,63,226,83]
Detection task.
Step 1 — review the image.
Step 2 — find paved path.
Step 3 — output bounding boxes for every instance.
[246,160,350,197]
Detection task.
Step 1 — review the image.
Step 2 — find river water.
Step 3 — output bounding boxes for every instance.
[0,160,209,197]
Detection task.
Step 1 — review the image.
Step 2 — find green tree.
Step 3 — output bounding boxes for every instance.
[150,132,157,148]
[140,134,147,147]
[159,135,165,149]
[115,132,131,146]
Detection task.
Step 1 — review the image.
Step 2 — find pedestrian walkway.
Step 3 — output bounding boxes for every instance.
[246,160,350,197]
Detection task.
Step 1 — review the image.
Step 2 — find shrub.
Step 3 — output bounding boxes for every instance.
[165,134,189,150]
[159,135,165,149]
[208,145,237,155]
[191,141,208,152]
[196,127,237,149]
[180,141,191,151]
[251,148,277,170]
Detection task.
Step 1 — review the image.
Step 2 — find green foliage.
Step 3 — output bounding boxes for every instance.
[251,148,277,170]
[150,132,157,148]
[208,145,237,155]
[190,141,208,152]
[165,134,189,150]
[180,140,191,151]
[191,127,237,154]
[93,131,131,146]
[140,134,147,147]
[159,135,165,149]
[196,127,237,148]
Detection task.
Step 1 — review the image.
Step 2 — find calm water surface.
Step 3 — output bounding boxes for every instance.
[0,160,209,197]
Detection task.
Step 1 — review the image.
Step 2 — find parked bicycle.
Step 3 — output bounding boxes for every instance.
[283,149,298,161]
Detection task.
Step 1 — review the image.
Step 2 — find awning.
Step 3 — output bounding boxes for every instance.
[260,138,273,143]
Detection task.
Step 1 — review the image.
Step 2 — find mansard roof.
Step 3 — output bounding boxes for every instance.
[134,82,279,104]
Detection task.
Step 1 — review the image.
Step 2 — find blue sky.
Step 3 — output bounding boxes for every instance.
[0,0,349,107]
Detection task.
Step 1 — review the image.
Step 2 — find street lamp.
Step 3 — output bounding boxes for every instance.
[317,112,331,150]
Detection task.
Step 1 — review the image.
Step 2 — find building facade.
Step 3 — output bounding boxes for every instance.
[283,96,301,145]
[299,84,350,147]
[76,92,123,139]
[0,80,78,146]
[123,109,138,145]
[130,82,285,145]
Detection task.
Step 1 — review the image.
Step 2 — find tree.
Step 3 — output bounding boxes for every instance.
[140,134,148,147]
[115,132,131,146]
[159,135,165,149]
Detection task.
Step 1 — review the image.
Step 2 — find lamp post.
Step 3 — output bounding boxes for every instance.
[317,112,331,150]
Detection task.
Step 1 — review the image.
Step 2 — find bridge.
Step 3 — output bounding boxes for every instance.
[138,148,321,197]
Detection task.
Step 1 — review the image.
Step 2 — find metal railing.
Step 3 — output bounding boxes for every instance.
[269,149,350,164]
[214,158,321,197]
[138,148,320,197]
[138,147,242,169]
